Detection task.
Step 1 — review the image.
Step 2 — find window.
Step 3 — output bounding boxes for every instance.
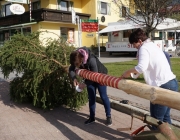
[23,27,31,35]
[123,30,132,38]
[57,0,74,11]
[32,1,41,10]
[0,27,32,46]
[101,2,107,14]
[5,4,11,16]
[97,1,111,15]
[122,6,126,17]
[168,32,174,40]
[11,29,21,37]
[1,4,12,17]
[60,1,68,11]
[4,31,10,41]
[0,32,4,47]
[120,6,130,17]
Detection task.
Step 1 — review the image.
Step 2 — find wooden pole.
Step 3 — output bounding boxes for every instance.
[76,69,180,111]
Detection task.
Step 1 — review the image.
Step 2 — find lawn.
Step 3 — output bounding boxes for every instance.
[104,58,180,90]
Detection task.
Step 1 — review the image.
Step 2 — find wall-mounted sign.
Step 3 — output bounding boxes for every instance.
[101,16,105,23]
[5,0,28,4]
[81,19,98,32]
[86,33,94,38]
[68,29,74,43]
[10,4,25,15]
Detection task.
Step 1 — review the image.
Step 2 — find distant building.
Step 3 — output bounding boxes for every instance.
[0,0,132,48]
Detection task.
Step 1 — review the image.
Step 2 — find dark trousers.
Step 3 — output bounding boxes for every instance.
[150,79,178,126]
[86,82,111,118]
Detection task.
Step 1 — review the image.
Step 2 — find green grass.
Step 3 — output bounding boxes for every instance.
[104,58,180,89]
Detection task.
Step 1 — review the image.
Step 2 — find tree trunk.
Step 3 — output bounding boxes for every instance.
[76,69,180,111]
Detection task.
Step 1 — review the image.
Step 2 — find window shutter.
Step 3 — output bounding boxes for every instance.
[119,6,122,17]
[57,0,61,10]
[69,1,74,11]
[107,3,111,15]
[97,0,101,14]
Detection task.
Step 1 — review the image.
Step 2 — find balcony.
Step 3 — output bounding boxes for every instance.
[0,8,91,27]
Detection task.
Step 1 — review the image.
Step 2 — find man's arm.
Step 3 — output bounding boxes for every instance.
[121,48,149,78]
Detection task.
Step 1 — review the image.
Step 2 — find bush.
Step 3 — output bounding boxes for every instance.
[0,31,88,109]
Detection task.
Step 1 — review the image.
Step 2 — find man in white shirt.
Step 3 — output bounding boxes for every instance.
[121,28,178,129]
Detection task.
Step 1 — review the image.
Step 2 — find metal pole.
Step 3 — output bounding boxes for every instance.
[77,16,80,48]
[80,19,82,47]
[29,0,32,22]
[175,29,177,45]
[102,34,103,47]
[97,17,100,58]
[175,29,177,56]
[162,30,165,51]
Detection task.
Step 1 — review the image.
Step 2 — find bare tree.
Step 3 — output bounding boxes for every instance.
[111,0,180,36]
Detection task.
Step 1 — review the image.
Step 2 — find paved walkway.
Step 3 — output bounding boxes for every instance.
[0,81,149,140]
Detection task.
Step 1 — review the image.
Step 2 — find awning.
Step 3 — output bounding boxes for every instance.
[99,17,180,33]
[99,24,144,33]
[156,22,180,30]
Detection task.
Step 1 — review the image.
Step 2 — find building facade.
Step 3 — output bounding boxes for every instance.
[0,0,130,47]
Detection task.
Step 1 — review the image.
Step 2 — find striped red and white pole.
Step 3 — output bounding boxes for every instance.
[76,69,121,89]
[75,69,180,111]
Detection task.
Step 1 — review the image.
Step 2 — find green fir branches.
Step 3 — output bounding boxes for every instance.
[0,31,88,109]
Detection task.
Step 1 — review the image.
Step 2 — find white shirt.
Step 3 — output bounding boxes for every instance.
[135,40,176,86]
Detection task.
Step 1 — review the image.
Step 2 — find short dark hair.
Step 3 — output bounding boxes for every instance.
[129,28,148,44]
[70,51,83,66]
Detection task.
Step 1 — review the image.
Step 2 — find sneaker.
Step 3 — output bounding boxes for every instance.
[106,117,112,126]
[84,117,95,125]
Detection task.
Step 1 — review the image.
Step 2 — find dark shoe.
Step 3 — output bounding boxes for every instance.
[84,117,95,125]
[120,100,129,104]
[106,117,112,126]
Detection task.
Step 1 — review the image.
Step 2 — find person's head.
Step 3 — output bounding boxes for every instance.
[129,28,148,49]
[70,51,84,68]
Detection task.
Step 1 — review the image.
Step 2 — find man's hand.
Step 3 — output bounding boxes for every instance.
[121,71,131,78]
[121,68,139,79]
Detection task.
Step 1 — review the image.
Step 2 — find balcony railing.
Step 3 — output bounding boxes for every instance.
[0,8,91,27]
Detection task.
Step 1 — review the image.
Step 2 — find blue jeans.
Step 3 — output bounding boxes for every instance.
[150,79,178,125]
[86,82,111,118]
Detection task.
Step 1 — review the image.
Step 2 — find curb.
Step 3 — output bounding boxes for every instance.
[96,94,180,128]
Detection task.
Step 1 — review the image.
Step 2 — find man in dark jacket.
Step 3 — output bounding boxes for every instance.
[69,47,112,126]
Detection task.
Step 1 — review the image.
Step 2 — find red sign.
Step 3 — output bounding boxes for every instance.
[112,31,119,37]
[81,22,98,32]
